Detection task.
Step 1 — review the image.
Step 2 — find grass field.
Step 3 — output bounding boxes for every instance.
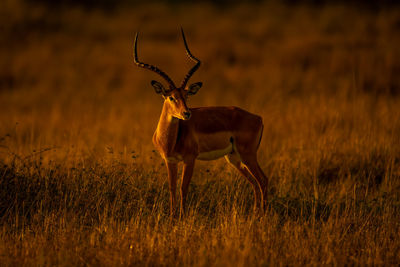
[1,0,400,265]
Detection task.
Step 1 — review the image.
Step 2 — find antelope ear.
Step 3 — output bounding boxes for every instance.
[187,82,202,95]
[151,80,165,95]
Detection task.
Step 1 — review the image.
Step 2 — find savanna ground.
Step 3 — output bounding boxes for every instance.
[1,0,400,265]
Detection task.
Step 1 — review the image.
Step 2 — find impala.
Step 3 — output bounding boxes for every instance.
[133,29,268,217]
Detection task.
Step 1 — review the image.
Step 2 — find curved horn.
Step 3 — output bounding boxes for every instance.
[133,32,176,90]
[180,28,201,89]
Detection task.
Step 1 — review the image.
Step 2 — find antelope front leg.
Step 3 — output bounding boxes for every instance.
[180,158,195,218]
[166,162,178,217]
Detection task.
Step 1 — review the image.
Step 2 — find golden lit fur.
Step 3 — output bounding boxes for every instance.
[152,88,268,217]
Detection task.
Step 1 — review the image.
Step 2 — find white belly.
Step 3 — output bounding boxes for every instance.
[197,143,233,161]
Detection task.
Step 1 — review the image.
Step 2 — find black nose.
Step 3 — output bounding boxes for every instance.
[183,111,191,119]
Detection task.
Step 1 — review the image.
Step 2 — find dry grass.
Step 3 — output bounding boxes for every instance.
[1,1,400,266]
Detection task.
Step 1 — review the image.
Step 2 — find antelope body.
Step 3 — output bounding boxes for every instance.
[134,29,268,217]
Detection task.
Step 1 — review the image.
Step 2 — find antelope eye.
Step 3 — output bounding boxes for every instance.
[169,96,175,101]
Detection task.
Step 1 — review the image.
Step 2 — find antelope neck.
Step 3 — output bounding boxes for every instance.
[155,102,180,155]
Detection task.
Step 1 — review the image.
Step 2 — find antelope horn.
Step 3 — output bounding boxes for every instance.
[133,32,176,90]
[180,28,201,89]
